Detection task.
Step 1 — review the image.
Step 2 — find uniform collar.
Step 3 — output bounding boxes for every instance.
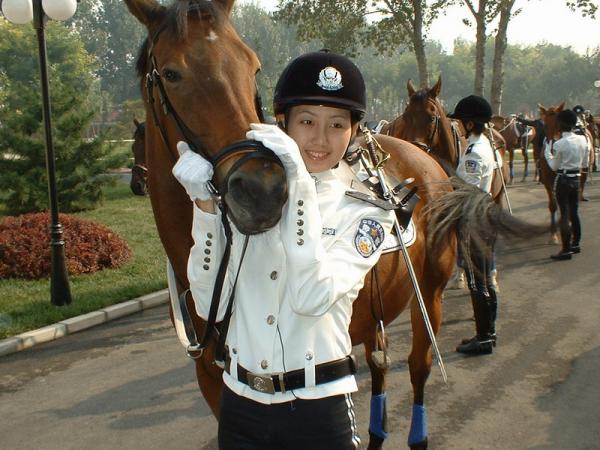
[309,169,337,184]
[468,133,489,145]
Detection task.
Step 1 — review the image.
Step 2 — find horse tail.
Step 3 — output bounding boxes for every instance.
[424,176,548,261]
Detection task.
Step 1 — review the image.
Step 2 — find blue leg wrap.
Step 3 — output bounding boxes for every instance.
[369,393,389,440]
[408,403,427,446]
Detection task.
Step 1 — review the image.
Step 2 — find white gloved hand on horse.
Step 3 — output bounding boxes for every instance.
[246,123,305,177]
[172,141,214,201]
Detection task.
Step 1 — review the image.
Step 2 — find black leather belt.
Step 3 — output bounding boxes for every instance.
[225,355,357,394]
[558,169,580,175]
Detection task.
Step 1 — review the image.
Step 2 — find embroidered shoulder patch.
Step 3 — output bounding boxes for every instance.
[354,218,385,258]
[464,159,479,173]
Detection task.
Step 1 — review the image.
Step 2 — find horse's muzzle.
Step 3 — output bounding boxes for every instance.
[225,166,288,235]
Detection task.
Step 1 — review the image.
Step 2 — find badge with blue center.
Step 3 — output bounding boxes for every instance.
[465,159,479,173]
[354,218,385,258]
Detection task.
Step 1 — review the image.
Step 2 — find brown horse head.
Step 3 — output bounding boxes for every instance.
[130,118,148,196]
[126,0,287,235]
[396,76,457,167]
[539,102,565,141]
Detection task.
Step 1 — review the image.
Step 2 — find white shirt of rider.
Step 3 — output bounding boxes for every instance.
[456,133,496,193]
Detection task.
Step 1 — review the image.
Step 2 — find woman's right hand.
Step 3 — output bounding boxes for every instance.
[246,123,305,177]
[172,141,214,201]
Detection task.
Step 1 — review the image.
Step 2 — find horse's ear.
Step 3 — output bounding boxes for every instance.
[124,0,166,27]
[214,0,235,15]
[557,102,565,111]
[429,75,442,98]
[538,104,546,115]
[133,117,140,128]
[407,79,417,98]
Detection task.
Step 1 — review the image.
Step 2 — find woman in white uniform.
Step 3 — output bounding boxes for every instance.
[173,50,395,449]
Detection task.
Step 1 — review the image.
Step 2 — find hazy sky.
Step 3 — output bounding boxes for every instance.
[242,0,600,55]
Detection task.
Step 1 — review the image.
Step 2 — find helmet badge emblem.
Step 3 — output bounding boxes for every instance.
[317,66,343,91]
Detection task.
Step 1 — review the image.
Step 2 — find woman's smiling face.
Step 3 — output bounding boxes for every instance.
[286,104,357,173]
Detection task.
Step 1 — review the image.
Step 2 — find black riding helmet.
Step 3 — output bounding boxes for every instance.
[558,109,578,128]
[273,49,366,123]
[448,95,493,124]
[572,104,585,115]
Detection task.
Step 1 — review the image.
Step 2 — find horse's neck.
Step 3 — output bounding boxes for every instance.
[436,115,458,166]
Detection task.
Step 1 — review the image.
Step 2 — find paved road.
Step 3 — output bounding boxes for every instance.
[2,178,599,449]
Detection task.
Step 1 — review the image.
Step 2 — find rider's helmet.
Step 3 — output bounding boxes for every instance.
[448,95,493,124]
[557,109,578,128]
[273,49,366,123]
[572,104,585,115]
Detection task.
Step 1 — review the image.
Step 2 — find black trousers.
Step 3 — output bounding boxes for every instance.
[218,386,361,450]
[555,175,581,250]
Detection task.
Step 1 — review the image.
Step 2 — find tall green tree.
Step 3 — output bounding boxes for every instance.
[275,0,454,87]
[68,0,146,106]
[0,21,126,214]
[489,0,597,114]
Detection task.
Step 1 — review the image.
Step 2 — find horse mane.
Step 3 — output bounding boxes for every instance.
[134,0,225,78]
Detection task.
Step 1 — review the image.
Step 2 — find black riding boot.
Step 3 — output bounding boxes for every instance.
[457,292,493,355]
[488,288,498,346]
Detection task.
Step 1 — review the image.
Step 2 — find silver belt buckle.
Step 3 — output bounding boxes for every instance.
[246,372,276,394]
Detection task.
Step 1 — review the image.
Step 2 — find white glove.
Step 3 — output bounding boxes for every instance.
[246,123,305,177]
[172,141,214,201]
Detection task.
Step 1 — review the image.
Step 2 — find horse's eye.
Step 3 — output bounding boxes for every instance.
[163,69,181,83]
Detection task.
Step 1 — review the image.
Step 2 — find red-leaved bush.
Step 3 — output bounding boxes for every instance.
[0,212,132,280]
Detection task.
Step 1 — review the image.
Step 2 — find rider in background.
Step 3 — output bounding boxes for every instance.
[545,109,587,260]
[173,49,395,449]
[572,104,590,201]
[448,95,498,356]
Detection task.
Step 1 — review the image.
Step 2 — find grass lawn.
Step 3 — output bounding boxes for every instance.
[0,178,167,340]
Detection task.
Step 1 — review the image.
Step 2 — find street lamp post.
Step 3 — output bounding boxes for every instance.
[2,0,77,306]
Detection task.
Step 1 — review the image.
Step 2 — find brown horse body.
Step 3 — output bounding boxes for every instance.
[125,2,537,448]
[491,115,535,183]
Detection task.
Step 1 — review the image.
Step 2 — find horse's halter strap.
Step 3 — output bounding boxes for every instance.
[410,113,440,154]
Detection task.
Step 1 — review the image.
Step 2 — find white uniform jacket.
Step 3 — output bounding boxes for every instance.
[188,166,396,404]
[544,132,587,174]
[456,133,496,193]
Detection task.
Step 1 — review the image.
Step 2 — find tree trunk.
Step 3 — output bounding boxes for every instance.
[490,1,513,114]
[473,0,487,96]
[411,0,429,87]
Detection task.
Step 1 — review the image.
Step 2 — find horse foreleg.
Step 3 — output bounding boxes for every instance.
[508,150,514,184]
[580,171,588,201]
[406,291,442,450]
[365,343,389,450]
[521,148,529,181]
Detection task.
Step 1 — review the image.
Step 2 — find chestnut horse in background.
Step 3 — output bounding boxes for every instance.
[382,78,510,210]
[126,1,542,448]
[538,103,564,243]
[491,115,535,183]
[130,118,147,196]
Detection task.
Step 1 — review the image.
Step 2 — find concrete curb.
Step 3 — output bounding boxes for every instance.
[0,289,169,358]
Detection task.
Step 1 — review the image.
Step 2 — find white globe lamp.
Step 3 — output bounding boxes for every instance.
[1,0,34,24]
[41,0,77,21]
